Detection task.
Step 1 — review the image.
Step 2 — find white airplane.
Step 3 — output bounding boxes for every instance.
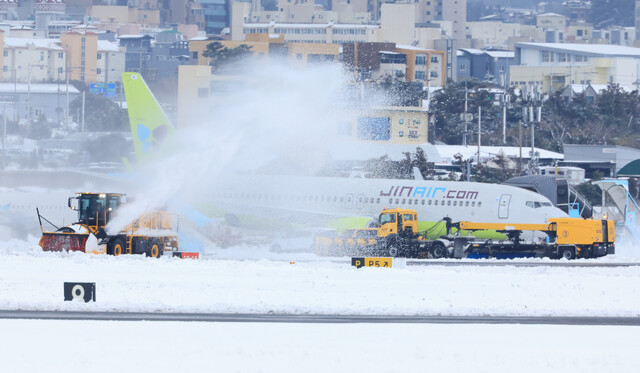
[0,73,569,244]
[0,187,78,241]
[120,72,568,239]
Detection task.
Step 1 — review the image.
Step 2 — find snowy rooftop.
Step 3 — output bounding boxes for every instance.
[244,22,379,29]
[459,48,485,55]
[396,44,428,52]
[4,37,63,50]
[97,40,120,52]
[516,42,640,57]
[435,145,564,161]
[0,83,80,94]
[484,50,514,58]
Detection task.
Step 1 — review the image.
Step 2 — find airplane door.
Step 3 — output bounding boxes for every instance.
[356,194,365,210]
[499,194,511,219]
[345,194,354,209]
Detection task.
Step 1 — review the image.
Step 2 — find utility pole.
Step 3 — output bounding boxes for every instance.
[518,120,522,174]
[81,91,85,132]
[463,81,468,146]
[2,104,5,169]
[66,67,70,126]
[477,106,481,166]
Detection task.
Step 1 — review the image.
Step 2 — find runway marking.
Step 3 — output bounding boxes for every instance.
[1,310,639,325]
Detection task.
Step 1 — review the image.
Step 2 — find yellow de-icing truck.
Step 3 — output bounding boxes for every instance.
[314,208,448,258]
[314,208,615,259]
[458,217,615,259]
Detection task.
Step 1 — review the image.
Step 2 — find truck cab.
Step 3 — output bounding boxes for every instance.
[377,208,419,238]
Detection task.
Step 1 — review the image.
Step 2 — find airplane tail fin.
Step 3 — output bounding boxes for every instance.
[122,72,175,162]
[413,167,424,180]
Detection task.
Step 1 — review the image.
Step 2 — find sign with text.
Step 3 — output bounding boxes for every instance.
[351,257,393,268]
[89,83,117,97]
[63,282,96,302]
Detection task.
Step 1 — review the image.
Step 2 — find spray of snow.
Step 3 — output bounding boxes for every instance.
[106,60,355,235]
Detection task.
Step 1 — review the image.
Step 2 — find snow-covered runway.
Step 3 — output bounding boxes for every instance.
[2,238,640,317]
[2,238,640,372]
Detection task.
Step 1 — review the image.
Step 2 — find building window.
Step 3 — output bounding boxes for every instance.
[97,53,102,60]
[431,56,439,63]
[542,51,554,63]
[2,66,6,72]
[58,67,63,74]
[415,55,426,65]
[460,63,466,71]
[415,70,426,80]
[558,53,567,62]
[97,68,102,75]
[57,52,63,59]
[2,51,6,57]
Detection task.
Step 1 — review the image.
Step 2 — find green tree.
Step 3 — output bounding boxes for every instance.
[472,151,515,183]
[575,181,603,207]
[84,133,132,163]
[411,147,435,179]
[70,93,128,132]
[363,155,412,179]
[202,42,254,72]
[25,113,51,140]
[589,0,635,28]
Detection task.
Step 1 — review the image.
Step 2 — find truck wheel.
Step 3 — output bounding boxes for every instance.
[147,239,164,258]
[107,237,125,256]
[387,243,400,257]
[431,242,446,259]
[560,246,575,260]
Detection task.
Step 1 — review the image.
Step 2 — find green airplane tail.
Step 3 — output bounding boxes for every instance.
[122,72,175,162]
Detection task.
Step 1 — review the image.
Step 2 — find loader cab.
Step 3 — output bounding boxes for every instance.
[69,193,124,228]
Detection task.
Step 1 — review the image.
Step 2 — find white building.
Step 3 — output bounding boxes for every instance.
[511,42,640,94]
[96,40,125,85]
[3,37,66,83]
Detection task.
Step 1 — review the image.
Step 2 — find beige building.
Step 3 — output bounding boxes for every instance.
[288,42,340,64]
[189,39,270,66]
[379,3,415,46]
[396,45,445,87]
[467,21,537,49]
[88,5,161,29]
[60,31,98,83]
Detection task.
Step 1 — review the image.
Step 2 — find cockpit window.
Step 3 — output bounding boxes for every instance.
[526,201,553,208]
[380,213,396,224]
[403,214,413,221]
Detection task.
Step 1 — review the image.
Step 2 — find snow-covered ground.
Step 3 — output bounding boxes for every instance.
[2,237,640,316]
[2,319,639,373]
[2,237,640,372]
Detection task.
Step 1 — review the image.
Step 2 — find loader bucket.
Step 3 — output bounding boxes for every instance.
[39,232,89,253]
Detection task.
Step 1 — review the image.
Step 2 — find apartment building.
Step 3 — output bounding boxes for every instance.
[97,40,125,85]
[510,42,640,94]
[60,31,98,83]
[2,37,66,83]
[242,22,379,44]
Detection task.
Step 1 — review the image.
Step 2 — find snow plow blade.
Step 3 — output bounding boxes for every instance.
[39,232,90,253]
